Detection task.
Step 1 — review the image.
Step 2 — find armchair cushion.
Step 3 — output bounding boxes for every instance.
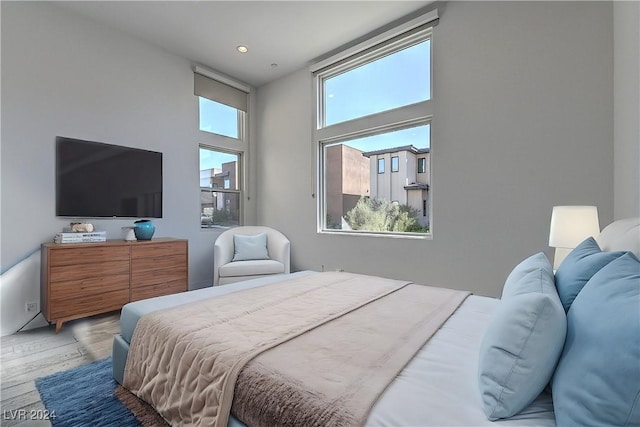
[232,233,270,261]
[219,259,285,278]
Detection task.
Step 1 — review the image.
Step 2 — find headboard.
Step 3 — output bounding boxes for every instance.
[595,217,640,258]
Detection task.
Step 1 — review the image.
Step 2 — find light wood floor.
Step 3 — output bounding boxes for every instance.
[0,312,120,427]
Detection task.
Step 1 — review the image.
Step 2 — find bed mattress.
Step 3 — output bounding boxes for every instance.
[113,272,556,427]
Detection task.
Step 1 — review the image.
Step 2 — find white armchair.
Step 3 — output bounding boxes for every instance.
[213,226,291,285]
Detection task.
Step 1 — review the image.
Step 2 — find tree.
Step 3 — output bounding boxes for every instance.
[345,197,428,233]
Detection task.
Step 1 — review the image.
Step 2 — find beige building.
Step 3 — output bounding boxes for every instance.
[362,145,430,226]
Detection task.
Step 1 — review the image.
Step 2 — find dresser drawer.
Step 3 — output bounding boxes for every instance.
[131,241,186,259]
[50,289,130,319]
[49,246,129,266]
[131,265,187,289]
[131,279,187,302]
[50,274,129,301]
[49,260,130,283]
[131,253,186,273]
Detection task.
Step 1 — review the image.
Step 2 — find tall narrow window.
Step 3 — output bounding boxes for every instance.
[391,156,400,172]
[194,69,250,228]
[200,147,241,228]
[418,157,427,174]
[314,13,435,236]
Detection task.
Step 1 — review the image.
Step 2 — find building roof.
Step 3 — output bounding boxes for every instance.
[361,145,430,157]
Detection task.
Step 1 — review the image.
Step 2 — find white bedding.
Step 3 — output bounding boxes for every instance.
[367,295,555,426]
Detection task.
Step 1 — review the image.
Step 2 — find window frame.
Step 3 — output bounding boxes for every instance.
[418,157,427,174]
[313,20,435,239]
[378,158,385,174]
[199,145,244,229]
[391,156,399,173]
[194,67,251,230]
[198,97,242,139]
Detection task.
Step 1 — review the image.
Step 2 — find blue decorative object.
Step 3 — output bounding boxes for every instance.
[133,219,155,240]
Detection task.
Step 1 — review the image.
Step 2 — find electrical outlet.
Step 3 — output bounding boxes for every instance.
[25,301,39,313]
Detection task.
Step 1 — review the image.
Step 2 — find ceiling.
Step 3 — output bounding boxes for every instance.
[55,1,432,88]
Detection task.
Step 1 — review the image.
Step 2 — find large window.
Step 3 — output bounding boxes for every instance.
[200,147,241,228]
[314,15,435,237]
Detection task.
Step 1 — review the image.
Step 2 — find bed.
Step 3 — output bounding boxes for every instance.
[113,218,640,427]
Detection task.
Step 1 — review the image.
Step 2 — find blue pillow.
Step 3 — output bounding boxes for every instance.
[552,252,640,427]
[232,233,270,261]
[502,252,555,298]
[554,237,624,312]
[478,253,566,420]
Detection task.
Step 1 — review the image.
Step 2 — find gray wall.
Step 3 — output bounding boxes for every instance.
[613,1,640,220]
[1,2,257,332]
[255,1,616,297]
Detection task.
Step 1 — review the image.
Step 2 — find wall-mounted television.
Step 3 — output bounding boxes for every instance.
[56,136,163,218]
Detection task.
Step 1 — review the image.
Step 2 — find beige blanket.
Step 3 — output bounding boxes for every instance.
[123,272,469,427]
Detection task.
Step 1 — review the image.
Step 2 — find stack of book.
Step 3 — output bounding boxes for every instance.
[54,231,107,243]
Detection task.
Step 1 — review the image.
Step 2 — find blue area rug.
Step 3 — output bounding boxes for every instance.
[35,357,138,427]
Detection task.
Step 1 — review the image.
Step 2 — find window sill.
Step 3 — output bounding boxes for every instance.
[318,229,432,240]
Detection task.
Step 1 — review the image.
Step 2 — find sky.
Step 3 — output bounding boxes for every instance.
[200,145,237,172]
[200,39,430,171]
[332,124,430,153]
[325,39,430,128]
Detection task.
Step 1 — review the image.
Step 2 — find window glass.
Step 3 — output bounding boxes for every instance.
[418,157,426,173]
[324,40,430,126]
[323,124,430,233]
[200,147,240,228]
[199,97,239,138]
[391,156,399,172]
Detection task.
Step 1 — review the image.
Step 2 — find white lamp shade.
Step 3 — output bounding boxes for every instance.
[549,206,600,269]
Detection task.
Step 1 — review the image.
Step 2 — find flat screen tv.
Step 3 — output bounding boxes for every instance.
[56,136,163,218]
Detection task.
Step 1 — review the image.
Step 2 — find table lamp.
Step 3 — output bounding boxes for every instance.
[549,206,600,270]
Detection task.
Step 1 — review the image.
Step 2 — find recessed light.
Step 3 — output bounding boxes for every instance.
[236,45,248,53]
[271,63,278,68]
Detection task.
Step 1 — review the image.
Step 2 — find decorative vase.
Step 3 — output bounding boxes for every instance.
[133,219,155,240]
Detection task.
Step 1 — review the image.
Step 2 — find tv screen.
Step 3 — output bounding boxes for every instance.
[56,137,163,218]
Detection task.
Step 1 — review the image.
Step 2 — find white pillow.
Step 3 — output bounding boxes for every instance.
[232,233,270,261]
[595,217,640,258]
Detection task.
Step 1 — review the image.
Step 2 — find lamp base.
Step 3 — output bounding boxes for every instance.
[553,247,572,270]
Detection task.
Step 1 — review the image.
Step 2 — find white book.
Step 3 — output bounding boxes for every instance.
[57,231,106,238]
[54,235,107,243]
[54,239,83,243]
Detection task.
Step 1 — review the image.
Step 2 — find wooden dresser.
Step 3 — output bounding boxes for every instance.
[41,238,188,332]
